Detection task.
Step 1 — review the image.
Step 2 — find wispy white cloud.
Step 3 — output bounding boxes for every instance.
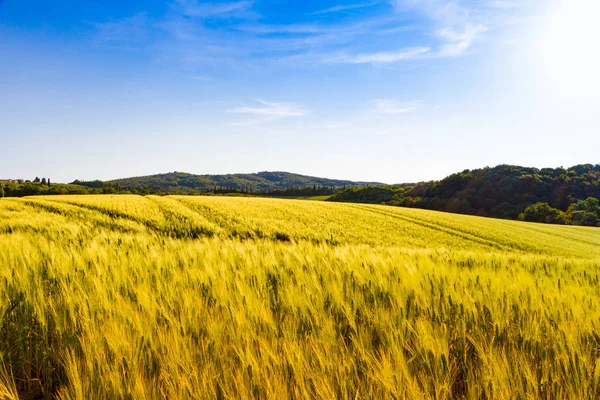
[483,0,519,9]
[325,46,430,64]
[230,99,307,117]
[237,23,325,35]
[316,0,489,65]
[377,25,416,35]
[237,16,412,38]
[175,0,255,18]
[228,99,309,125]
[152,5,418,71]
[371,99,425,114]
[93,13,152,48]
[90,0,506,72]
[436,24,487,57]
[390,0,486,56]
[314,1,381,15]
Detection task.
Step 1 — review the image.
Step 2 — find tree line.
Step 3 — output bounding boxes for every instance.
[328,164,600,227]
[1,179,340,198]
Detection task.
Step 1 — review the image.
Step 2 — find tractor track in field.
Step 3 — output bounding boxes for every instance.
[345,203,518,253]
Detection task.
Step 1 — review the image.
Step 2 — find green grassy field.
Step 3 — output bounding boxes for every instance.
[1,195,599,399]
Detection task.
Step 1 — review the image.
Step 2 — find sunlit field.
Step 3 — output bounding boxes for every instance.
[1,195,600,399]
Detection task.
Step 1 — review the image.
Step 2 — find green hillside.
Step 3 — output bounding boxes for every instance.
[88,171,382,192]
[329,164,600,226]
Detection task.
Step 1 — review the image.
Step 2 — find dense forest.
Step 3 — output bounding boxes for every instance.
[100,171,381,193]
[1,172,370,197]
[328,164,600,226]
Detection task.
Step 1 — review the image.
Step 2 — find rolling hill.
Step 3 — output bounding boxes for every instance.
[76,171,383,192]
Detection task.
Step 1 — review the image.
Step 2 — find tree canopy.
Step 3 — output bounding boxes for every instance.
[328,164,600,227]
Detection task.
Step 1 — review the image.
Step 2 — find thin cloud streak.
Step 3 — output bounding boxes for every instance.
[314,1,381,15]
[175,0,255,18]
[325,47,430,64]
[371,99,425,114]
[484,1,519,9]
[228,99,309,125]
[236,23,325,35]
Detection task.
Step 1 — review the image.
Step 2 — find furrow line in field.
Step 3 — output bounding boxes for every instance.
[42,199,170,237]
[354,204,600,258]
[345,203,515,252]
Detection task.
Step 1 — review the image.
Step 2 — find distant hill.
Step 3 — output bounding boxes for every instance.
[328,164,600,227]
[74,171,383,193]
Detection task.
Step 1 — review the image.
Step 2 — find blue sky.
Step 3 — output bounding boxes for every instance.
[1,0,598,183]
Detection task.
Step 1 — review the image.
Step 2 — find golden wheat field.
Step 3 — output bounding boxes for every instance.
[1,195,600,399]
